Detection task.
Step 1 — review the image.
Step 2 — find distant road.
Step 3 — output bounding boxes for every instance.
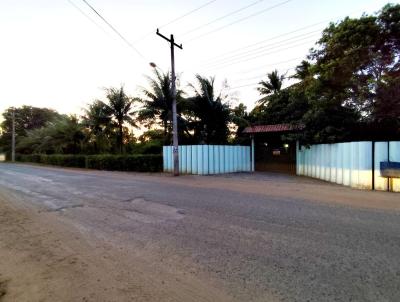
[0,163,399,302]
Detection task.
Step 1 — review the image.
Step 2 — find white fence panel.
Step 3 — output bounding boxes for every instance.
[163,145,251,175]
[374,142,388,191]
[390,142,400,192]
[297,141,400,191]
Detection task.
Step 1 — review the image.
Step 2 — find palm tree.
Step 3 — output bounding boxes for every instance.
[293,60,312,80]
[82,100,111,153]
[104,86,136,153]
[187,75,231,144]
[17,115,85,154]
[137,70,184,142]
[257,70,285,106]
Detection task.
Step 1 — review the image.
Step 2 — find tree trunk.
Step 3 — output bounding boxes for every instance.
[119,124,123,153]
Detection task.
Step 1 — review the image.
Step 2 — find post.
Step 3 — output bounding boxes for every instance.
[296,140,299,175]
[387,141,390,192]
[251,135,255,172]
[170,35,179,176]
[156,29,182,176]
[11,108,15,162]
[371,141,375,190]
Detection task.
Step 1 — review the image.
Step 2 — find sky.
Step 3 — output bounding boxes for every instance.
[0,0,392,118]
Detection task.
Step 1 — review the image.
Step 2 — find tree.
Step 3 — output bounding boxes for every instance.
[82,100,112,153]
[309,4,400,123]
[137,70,185,144]
[256,70,285,106]
[16,115,85,154]
[231,103,251,144]
[187,75,231,144]
[285,3,400,143]
[103,86,137,153]
[0,106,61,153]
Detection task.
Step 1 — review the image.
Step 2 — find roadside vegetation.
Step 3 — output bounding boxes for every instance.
[0,4,398,169]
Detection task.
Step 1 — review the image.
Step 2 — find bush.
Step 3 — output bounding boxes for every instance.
[87,154,162,172]
[18,154,42,163]
[14,153,163,172]
[42,154,86,168]
[16,154,86,168]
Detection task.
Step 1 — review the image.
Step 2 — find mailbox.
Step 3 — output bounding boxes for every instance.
[380,161,400,178]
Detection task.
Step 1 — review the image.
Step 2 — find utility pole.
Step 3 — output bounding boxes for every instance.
[156,28,182,176]
[11,108,15,162]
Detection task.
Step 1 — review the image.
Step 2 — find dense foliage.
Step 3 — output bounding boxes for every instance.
[250,4,400,144]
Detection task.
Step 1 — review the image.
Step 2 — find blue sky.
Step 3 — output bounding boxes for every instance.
[0,0,392,117]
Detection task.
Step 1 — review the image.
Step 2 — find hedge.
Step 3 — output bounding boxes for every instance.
[14,154,163,172]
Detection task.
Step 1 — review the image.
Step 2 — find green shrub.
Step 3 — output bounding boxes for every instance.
[87,154,162,172]
[18,154,42,163]
[43,154,86,168]
[14,153,162,172]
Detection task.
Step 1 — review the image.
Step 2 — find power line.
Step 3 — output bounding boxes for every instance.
[237,56,304,75]
[195,6,373,67]
[201,30,320,69]
[202,39,315,72]
[134,0,218,43]
[80,0,147,60]
[180,0,267,37]
[231,66,295,85]
[199,23,324,66]
[66,0,110,36]
[228,70,295,90]
[161,0,218,29]
[184,0,294,43]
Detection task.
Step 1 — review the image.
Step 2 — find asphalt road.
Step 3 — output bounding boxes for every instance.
[0,163,400,302]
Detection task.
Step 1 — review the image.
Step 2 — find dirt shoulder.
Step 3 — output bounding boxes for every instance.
[0,188,233,302]
[0,189,123,302]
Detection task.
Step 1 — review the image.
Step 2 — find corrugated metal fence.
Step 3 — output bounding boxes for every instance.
[296,141,400,192]
[163,145,251,175]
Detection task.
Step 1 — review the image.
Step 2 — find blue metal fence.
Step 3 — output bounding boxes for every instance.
[297,141,400,192]
[163,145,251,175]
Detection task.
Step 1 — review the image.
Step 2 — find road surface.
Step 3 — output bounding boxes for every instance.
[0,163,399,302]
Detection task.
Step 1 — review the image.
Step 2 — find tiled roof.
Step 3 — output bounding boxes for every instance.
[243,123,303,134]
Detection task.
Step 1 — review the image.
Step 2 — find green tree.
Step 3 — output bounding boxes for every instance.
[82,100,112,153]
[137,70,185,143]
[103,86,137,153]
[256,70,285,106]
[309,3,400,122]
[0,106,61,153]
[17,115,85,154]
[231,103,251,144]
[187,75,231,144]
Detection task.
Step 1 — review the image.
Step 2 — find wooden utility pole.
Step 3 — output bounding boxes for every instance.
[156,29,182,176]
[11,108,15,162]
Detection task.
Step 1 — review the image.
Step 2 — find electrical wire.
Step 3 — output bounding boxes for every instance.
[180,0,267,37]
[195,6,374,67]
[237,56,304,75]
[184,0,294,43]
[134,0,218,43]
[201,30,320,69]
[231,66,295,84]
[202,39,315,72]
[161,0,218,29]
[66,0,110,36]
[80,0,147,60]
[228,70,295,90]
